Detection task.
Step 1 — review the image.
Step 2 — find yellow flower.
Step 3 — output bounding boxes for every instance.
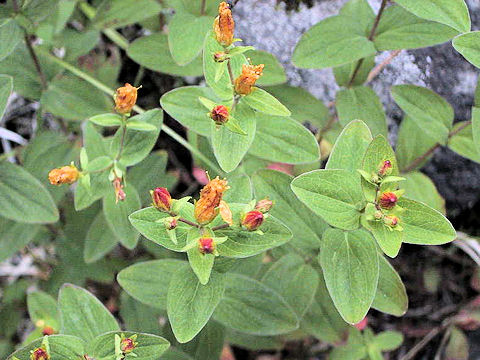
[234,64,264,95]
[213,2,235,47]
[114,83,139,114]
[194,177,229,225]
[48,165,79,185]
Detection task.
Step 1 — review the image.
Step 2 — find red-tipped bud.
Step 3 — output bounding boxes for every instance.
[378,160,392,177]
[165,217,177,230]
[198,237,215,254]
[210,105,229,125]
[242,210,264,231]
[42,326,55,336]
[120,337,137,354]
[213,51,228,62]
[30,347,49,360]
[383,215,399,227]
[112,177,126,203]
[379,192,398,209]
[255,198,274,213]
[152,187,172,212]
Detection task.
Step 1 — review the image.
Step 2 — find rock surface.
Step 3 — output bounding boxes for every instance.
[235,0,480,217]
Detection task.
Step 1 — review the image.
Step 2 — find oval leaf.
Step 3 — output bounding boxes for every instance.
[242,88,290,116]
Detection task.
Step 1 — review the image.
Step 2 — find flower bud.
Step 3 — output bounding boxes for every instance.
[383,215,399,228]
[114,83,139,114]
[164,217,177,230]
[213,2,235,47]
[255,198,274,213]
[30,347,49,360]
[242,210,264,231]
[377,160,392,177]
[152,187,172,212]
[234,64,264,95]
[213,51,228,62]
[379,192,398,209]
[48,165,79,185]
[42,326,55,336]
[210,105,229,125]
[194,177,229,225]
[120,337,137,354]
[374,210,384,220]
[198,237,215,254]
[112,177,126,203]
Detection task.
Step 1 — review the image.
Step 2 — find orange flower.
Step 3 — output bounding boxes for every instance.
[213,2,235,47]
[194,177,229,224]
[234,64,264,95]
[115,83,139,114]
[48,165,79,185]
[42,325,55,335]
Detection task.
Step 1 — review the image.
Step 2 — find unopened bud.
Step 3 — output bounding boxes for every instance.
[242,210,264,231]
[164,217,177,230]
[42,326,55,336]
[112,177,126,203]
[30,347,49,360]
[255,198,273,213]
[374,210,384,220]
[120,337,137,354]
[377,160,392,177]
[379,192,398,209]
[198,237,215,254]
[210,105,229,125]
[48,165,79,185]
[152,187,172,212]
[213,51,228,62]
[115,83,139,114]
[383,215,399,227]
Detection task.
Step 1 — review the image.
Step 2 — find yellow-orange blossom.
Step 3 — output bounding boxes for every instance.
[194,177,229,224]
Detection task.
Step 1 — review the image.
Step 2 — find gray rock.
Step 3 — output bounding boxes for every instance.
[235,0,480,216]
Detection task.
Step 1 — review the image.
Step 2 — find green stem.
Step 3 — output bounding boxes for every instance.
[36,48,225,176]
[201,0,206,15]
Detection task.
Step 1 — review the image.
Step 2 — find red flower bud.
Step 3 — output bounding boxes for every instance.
[152,187,172,212]
[165,217,177,230]
[120,337,137,354]
[378,160,392,177]
[242,210,264,231]
[379,192,398,210]
[255,198,274,213]
[198,237,215,254]
[31,347,49,360]
[383,215,399,227]
[213,51,228,62]
[42,326,55,336]
[210,105,229,125]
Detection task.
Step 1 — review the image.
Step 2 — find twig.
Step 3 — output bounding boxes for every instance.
[211,223,230,231]
[367,49,402,83]
[227,59,235,87]
[201,0,206,15]
[167,211,199,228]
[24,35,48,90]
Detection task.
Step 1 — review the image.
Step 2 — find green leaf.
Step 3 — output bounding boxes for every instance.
[336,87,387,137]
[41,76,113,121]
[400,172,445,214]
[291,169,364,230]
[84,212,118,263]
[242,87,290,116]
[223,174,252,204]
[126,120,158,132]
[118,259,186,309]
[333,56,375,87]
[7,335,85,360]
[391,85,453,144]
[89,113,123,127]
[120,293,162,334]
[27,291,60,331]
[0,218,40,262]
[373,331,404,351]
[211,102,256,172]
[0,161,59,224]
[85,156,112,173]
[249,113,320,164]
[292,14,376,69]
[396,116,439,171]
[252,169,327,251]
[261,253,319,317]
[167,267,225,343]
[326,120,373,173]
[88,331,170,359]
[180,322,225,360]
[398,198,456,245]
[0,20,22,62]
[320,229,379,324]
[372,256,408,317]
[127,33,203,77]
[264,84,329,128]
[213,273,299,335]
[186,229,215,285]
[103,184,141,249]
[244,50,286,86]
[448,120,480,163]
[59,284,119,342]
[301,270,349,344]
[374,5,460,51]
[0,75,12,121]
[473,107,480,155]
[93,0,162,28]
[454,32,480,69]
[446,327,469,360]
[112,109,163,167]
[168,13,213,66]
[367,220,404,258]
[161,86,220,137]
[393,0,470,33]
